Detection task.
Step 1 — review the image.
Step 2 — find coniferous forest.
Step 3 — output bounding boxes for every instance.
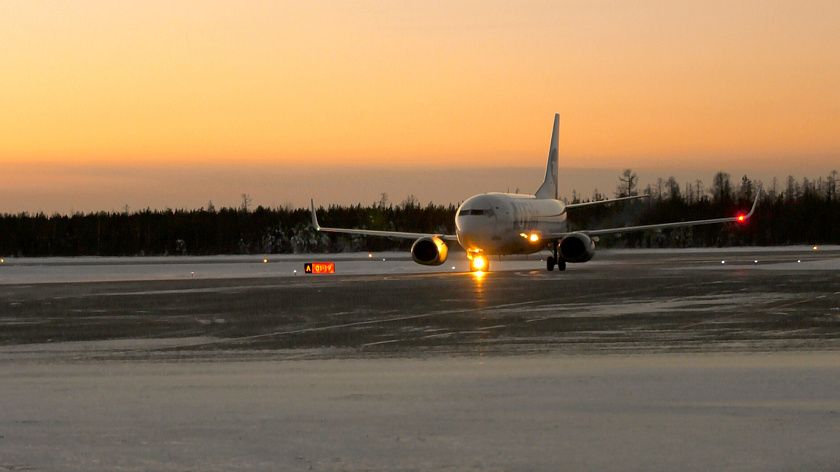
[1,171,838,257]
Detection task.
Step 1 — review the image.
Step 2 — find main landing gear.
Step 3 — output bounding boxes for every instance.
[546,245,566,272]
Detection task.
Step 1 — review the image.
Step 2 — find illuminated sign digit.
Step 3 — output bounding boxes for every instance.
[304,262,334,274]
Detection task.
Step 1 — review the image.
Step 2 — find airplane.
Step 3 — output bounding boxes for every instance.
[311,113,759,272]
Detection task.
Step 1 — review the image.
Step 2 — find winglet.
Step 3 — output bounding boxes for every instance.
[745,193,760,219]
[310,199,321,231]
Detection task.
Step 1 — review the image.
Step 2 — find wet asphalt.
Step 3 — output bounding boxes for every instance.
[2,248,838,361]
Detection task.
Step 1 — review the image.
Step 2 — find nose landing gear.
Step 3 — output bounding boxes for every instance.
[469,253,488,272]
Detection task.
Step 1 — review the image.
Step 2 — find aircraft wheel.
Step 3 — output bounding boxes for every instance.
[557,260,566,271]
[546,256,555,271]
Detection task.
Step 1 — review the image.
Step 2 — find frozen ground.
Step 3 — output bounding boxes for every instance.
[1,245,838,284]
[1,247,839,470]
[1,353,839,471]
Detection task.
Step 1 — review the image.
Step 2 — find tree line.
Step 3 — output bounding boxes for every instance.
[583,169,839,248]
[0,196,455,257]
[1,171,837,257]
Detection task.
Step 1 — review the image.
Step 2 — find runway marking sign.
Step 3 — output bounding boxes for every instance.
[304,262,335,274]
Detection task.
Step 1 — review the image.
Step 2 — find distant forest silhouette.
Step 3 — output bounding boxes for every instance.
[1,171,838,257]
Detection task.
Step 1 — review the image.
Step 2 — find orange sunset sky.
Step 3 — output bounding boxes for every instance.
[2,1,839,213]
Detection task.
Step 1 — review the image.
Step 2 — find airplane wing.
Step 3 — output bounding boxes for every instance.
[546,194,759,239]
[564,194,650,210]
[310,199,459,241]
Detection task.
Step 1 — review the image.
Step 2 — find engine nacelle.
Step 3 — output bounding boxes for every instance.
[558,232,595,263]
[411,236,449,266]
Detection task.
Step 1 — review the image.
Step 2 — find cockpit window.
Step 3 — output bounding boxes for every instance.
[460,209,493,217]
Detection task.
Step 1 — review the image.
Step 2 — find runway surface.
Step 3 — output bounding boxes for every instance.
[1,247,839,470]
[1,246,839,360]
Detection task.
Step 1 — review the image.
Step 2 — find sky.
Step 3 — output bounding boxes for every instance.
[2,1,839,214]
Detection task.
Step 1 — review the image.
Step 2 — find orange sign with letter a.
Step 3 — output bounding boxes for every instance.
[304,262,335,274]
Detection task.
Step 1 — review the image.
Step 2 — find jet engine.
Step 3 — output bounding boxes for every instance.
[558,232,595,263]
[411,236,449,266]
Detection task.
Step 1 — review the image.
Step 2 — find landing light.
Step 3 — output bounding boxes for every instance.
[472,255,487,271]
[814,246,818,251]
[263,258,268,263]
[529,234,539,242]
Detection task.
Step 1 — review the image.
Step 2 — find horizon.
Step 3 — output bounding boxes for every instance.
[3,162,835,216]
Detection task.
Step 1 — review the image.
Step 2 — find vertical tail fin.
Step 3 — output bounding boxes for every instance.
[535,113,559,200]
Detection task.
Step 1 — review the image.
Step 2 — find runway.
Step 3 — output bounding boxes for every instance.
[1,247,839,360]
[1,247,839,471]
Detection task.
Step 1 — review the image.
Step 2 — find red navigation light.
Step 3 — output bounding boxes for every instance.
[736,214,747,224]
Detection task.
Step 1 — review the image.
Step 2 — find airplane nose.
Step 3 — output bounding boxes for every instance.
[456,214,496,249]
[456,215,484,233]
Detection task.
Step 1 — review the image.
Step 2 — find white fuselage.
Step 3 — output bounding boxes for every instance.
[455,193,567,255]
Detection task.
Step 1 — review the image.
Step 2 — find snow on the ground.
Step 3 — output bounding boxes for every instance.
[1,246,838,284]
